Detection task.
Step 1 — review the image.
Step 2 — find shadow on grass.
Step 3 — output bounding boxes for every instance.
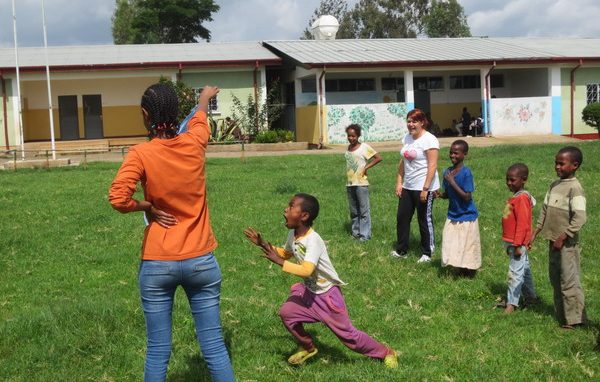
[588,319,600,351]
[343,221,353,236]
[168,328,234,382]
[293,340,352,365]
[170,353,211,382]
[435,261,479,280]
[486,281,556,317]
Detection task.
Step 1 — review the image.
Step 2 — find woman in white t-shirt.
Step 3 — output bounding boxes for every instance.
[390,108,440,263]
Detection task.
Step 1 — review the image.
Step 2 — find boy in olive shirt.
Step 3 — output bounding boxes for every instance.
[532,146,587,329]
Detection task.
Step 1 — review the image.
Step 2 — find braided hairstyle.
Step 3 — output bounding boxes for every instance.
[141,83,179,138]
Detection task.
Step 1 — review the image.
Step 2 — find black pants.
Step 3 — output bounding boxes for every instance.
[395,188,435,256]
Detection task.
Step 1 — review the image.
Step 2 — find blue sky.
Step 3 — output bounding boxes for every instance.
[0,0,599,48]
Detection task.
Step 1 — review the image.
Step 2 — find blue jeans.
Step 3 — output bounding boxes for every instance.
[505,243,538,307]
[347,186,371,240]
[139,254,235,382]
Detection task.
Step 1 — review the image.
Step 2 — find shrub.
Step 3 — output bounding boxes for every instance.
[276,129,294,142]
[253,129,294,143]
[582,102,600,135]
[254,130,279,143]
[229,80,284,137]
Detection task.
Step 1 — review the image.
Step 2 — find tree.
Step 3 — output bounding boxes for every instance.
[301,0,469,39]
[347,0,429,39]
[424,0,471,38]
[230,80,284,137]
[582,102,600,136]
[112,0,138,44]
[111,0,219,44]
[301,0,354,39]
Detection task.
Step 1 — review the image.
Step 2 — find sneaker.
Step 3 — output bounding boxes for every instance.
[384,349,398,369]
[390,250,408,259]
[287,348,318,365]
[390,251,408,259]
[417,255,431,263]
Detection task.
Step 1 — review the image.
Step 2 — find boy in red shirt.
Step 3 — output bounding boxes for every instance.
[502,163,539,314]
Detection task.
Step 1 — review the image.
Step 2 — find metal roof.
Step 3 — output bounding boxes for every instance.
[0,41,280,71]
[263,38,600,67]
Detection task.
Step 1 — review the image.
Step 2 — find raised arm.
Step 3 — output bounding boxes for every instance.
[198,86,219,113]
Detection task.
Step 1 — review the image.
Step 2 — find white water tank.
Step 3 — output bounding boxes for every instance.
[310,15,340,40]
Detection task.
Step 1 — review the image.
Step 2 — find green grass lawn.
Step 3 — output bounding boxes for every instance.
[1,141,599,381]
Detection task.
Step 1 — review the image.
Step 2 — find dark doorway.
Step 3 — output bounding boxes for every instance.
[414,90,431,114]
[83,94,104,139]
[58,95,79,140]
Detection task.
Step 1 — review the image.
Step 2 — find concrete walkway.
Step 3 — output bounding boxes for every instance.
[202,134,582,159]
[1,134,584,168]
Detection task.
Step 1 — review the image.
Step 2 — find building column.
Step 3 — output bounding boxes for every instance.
[316,69,326,146]
[10,77,22,149]
[260,67,268,107]
[404,70,414,111]
[549,66,562,135]
[480,67,491,135]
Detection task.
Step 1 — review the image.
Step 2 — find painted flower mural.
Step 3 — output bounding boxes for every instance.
[326,103,407,144]
[490,96,552,135]
[517,105,532,123]
[349,107,376,140]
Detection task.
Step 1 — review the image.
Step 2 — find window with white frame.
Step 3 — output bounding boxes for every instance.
[587,84,600,104]
[194,88,219,112]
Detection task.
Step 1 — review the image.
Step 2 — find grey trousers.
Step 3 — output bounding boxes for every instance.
[347,186,371,240]
[548,238,586,326]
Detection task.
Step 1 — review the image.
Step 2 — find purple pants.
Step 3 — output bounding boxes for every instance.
[279,283,388,359]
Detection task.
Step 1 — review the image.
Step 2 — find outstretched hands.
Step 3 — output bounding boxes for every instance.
[243,227,284,266]
[244,227,268,249]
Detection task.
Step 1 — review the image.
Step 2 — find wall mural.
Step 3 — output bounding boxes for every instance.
[489,96,552,136]
[327,103,408,144]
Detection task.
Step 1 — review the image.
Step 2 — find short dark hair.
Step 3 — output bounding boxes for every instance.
[558,146,583,166]
[507,163,529,179]
[346,124,362,136]
[451,139,469,154]
[141,83,179,138]
[295,193,320,226]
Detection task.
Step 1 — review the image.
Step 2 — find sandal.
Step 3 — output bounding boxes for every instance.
[287,348,318,365]
[384,349,398,369]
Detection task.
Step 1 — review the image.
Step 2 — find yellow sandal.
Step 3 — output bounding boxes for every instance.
[287,348,318,365]
[384,349,398,369]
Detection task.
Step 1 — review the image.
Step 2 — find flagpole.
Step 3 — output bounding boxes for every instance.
[41,0,56,159]
[11,0,25,160]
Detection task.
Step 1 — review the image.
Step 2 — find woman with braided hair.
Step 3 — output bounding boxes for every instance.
[109,83,235,381]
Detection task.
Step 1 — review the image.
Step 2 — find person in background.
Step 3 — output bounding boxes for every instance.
[344,124,382,241]
[244,194,398,368]
[502,163,539,314]
[437,140,481,276]
[109,84,235,382]
[531,146,587,328]
[391,108,440,263]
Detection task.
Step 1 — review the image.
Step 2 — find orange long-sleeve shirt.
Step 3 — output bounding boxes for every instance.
[109,110,217,260]
[502,192,533,247]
